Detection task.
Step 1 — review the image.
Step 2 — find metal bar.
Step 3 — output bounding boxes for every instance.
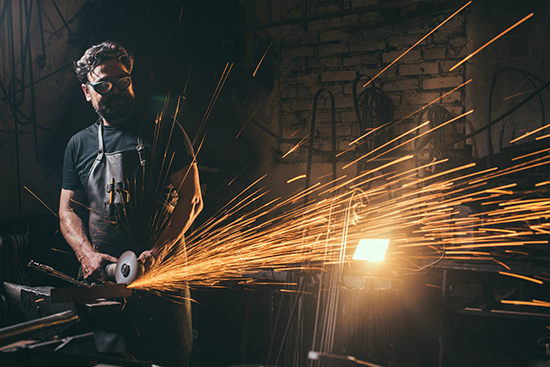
[50,284,132,304]
[28,260,90,288]
[49,0,71,34]
[0,310,78,346]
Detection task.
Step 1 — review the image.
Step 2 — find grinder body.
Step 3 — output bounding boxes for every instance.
[105,250,144,285]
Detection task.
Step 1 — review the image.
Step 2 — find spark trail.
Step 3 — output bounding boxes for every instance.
[129,140,550,294]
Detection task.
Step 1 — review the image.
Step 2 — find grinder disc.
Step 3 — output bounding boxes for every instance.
[116,250,141,285]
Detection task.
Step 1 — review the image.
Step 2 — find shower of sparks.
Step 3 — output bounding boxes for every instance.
[449,13,534,71]
[130,138,550,294]
[253,42,273,78]
[363,1,471,88]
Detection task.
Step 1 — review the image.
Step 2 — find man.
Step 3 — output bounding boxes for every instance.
[59,40,202,365]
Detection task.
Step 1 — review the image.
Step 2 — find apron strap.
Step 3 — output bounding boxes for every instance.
[97,120,105,162]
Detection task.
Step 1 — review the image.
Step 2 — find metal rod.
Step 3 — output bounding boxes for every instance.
[0,310,78,346]
[28,260,90,288]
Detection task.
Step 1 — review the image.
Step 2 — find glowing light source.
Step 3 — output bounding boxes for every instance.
[352,239,390,262]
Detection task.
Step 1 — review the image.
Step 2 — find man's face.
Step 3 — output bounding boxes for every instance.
[82,58,135,124]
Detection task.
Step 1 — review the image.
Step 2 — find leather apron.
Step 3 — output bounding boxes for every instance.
[86,122,148,258]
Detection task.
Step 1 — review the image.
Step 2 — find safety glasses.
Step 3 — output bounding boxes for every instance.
[87,75,132,95]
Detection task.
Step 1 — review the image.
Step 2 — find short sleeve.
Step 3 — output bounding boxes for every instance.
[62,136,84,190]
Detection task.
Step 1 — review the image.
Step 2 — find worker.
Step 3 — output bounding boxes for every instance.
[58,40,202,366]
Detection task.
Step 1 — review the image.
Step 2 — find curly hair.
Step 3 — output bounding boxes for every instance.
[74,41,134,84]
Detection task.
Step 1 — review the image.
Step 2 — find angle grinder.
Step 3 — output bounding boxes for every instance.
[105,250,145,285]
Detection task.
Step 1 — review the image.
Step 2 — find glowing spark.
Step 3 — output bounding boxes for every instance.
[253,42,273,78]
[363,1,472,88]
[426,284,446,291]
[501,300,550,307]
[282,132,312,158]
[536,133,550,141]
[499,271,543,285]
[449,13,534,71]
[536,181,550,187]
[511,123,550,144]
[503,90,534,101]
[287,175,307,184]
[235,108,258,139]
[24,186,58,218]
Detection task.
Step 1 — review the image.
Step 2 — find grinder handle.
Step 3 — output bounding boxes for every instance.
[105,263,117,279]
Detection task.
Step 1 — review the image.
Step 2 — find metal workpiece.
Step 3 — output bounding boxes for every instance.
[0,310,78,347]
[50,283,132,304]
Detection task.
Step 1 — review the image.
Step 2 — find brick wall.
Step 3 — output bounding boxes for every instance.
[261,0,468,174]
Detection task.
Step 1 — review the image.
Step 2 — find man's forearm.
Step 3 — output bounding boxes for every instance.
[59,209,95,262]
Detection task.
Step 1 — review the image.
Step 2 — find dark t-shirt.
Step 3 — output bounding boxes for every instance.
[62,112,195,191]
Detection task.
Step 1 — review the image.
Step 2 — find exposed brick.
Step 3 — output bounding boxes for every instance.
[447,45,467,58]
[334,97,355,108]
[282,87,298,99]
[308,57,341,68]
[382,50,421,64]
[399,62,439,75]
[343,14,360,26]
[281,113,300,127]
[387,93,401,106]
[381,79,419,92]
[350,39,386,52]
[450,35,467,48]
[319,84,344,96]
[423,47,446,60]
[341,111,358,124]
[387,35,422,49]
[360,11,379,22]
[321,70,357,82]
[300,33,319,45]
[309,17,343,32]
[283,35,300,46]
[297,87,311,98]
[286,46,314,58]
[351,123,362,136]
[339,140,353,151]
[316,43,349,56]
[442,91,461,104]
[289,59,307,71]
[343,54,379,67]
[290,100,312,112]
[406,91,440,105]
[320,30,351,43]
[423,76,463,90]
[351,0,378,7]
[317,4,340,13]
[444,106,464,116]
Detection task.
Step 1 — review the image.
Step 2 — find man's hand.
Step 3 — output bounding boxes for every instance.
[80,251,118,281]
